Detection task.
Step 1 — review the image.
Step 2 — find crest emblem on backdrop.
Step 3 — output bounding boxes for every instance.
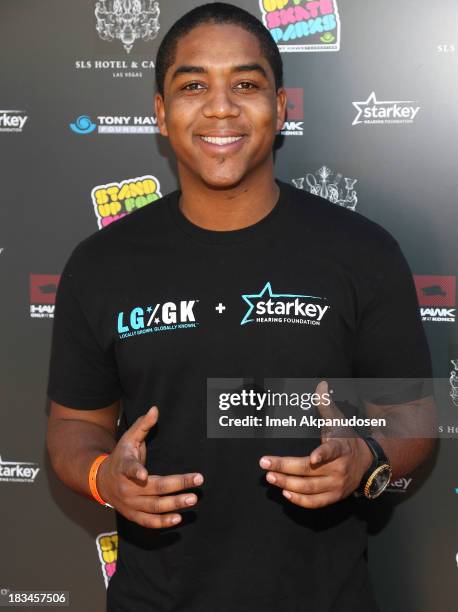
[95,0,160,53]
[292,166,358,210]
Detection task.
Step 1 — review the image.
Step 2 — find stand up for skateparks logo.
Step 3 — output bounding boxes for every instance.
[259,0,340,52]
[91,175,162,228]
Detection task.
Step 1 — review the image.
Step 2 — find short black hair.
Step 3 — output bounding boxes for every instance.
[155,2,283,97]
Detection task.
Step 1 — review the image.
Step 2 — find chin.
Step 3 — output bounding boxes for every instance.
[199,168,247,190]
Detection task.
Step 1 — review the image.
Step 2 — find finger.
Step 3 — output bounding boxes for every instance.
[259,455,312,475]
[141,472,204,495]
[265,472,334,495]
[133,492,199,514]
[310,439,344,466]
[130,510,183,529]
[282,489,339,509]
[124,406,159,444]
[120,455,150,482]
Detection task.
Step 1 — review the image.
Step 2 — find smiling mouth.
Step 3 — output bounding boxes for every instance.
[199,135,244,145]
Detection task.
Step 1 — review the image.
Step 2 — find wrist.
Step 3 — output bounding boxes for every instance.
[89,452,113,507]
[356,436,373,483]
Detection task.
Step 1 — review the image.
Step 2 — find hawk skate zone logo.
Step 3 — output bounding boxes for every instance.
[259,0,340,52]
[413,275,456,323]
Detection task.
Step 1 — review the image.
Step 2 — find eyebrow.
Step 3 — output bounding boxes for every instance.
[171,62,269,81]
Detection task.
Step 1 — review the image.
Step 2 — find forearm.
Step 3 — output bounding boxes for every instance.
[374,436,436,481]
[367,395,438,481]
[46,419,116,500]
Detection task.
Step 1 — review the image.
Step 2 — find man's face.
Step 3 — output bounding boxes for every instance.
[155,23,287,189]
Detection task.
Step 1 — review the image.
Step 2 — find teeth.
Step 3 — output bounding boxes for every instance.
[200,135,243,145]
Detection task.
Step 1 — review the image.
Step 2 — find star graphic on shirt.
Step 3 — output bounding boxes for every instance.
[146,306,152,313]
[240,282,323,325]
[154,317,160,323]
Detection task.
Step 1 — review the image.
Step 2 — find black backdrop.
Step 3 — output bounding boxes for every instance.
[1,1,457,610]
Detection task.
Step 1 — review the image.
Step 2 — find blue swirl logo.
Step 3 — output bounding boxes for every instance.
[69,115,97,134]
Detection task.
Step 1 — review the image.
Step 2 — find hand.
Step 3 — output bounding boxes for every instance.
[97,405,204,528]
[259,381,373,509]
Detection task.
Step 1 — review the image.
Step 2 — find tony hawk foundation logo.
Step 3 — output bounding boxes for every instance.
[413,275,456,323]
[117,299,199,339]
[240,282,330,326]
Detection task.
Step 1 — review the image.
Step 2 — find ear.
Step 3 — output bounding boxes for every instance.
[154,92,168,137]
[275,87,287,133]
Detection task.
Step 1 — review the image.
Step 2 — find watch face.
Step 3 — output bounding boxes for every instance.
[367,464,392,499]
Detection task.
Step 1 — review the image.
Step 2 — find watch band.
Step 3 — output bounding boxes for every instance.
[355,436,392,499]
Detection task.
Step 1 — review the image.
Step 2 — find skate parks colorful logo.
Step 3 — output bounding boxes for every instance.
[117,299,199,339]
[91,175,162,228]
[96,531,118,588]
[259,0,340,52]
[240,282,330,326]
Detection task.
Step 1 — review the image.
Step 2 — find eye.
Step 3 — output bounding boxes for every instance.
[235,81,258,90]
[182,82,205,91]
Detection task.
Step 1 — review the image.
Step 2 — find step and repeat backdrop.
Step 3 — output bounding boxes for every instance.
[1,1,457,610]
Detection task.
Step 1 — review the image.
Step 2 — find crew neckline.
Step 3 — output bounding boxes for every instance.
[168,178,286,244]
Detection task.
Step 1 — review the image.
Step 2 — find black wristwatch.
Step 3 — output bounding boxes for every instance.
[354,436,392,499]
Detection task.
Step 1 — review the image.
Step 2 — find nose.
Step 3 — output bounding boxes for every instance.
[202,84,241,119]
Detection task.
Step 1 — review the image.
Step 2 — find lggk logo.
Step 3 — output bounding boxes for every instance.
[240,282,329,326]
[117,300,198,339]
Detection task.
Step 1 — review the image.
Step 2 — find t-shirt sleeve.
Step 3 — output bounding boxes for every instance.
[46,248,123,409]
[353,237,433,403]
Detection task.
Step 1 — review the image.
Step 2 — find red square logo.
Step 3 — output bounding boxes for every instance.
[413,275,456,307]
[285,88,303,121]
[29,274,60,304]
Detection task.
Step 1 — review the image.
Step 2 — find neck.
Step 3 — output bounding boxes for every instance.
[176,161,279,231]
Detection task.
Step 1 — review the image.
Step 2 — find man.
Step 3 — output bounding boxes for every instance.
[46,3,435,611]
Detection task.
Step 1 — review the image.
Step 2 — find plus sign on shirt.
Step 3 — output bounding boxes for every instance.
[47,179,432,612]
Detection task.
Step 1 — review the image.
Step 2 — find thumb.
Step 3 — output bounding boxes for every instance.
[125,405,159,445]
[314,380,347,441]
[120,406,159,481]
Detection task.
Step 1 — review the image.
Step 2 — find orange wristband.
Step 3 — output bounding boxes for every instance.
[89,453,113,508]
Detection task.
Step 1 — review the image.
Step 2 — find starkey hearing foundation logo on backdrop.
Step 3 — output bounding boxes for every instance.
[292,166,358,210]
[0,110,28,133]
[117,300,199,339]
[240,282,330,325]
[0,453,40,483]
[96,531,118,588]
[281,88,304,135]
[74,1,160,78]
[69,114,159,134]
[414,275,456,323]
[29,274,60,319]
[352,92,421,126]
[259,0,340,52]
[91,175,162,228]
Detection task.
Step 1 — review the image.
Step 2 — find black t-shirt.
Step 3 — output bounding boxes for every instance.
[47,179,432,612]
